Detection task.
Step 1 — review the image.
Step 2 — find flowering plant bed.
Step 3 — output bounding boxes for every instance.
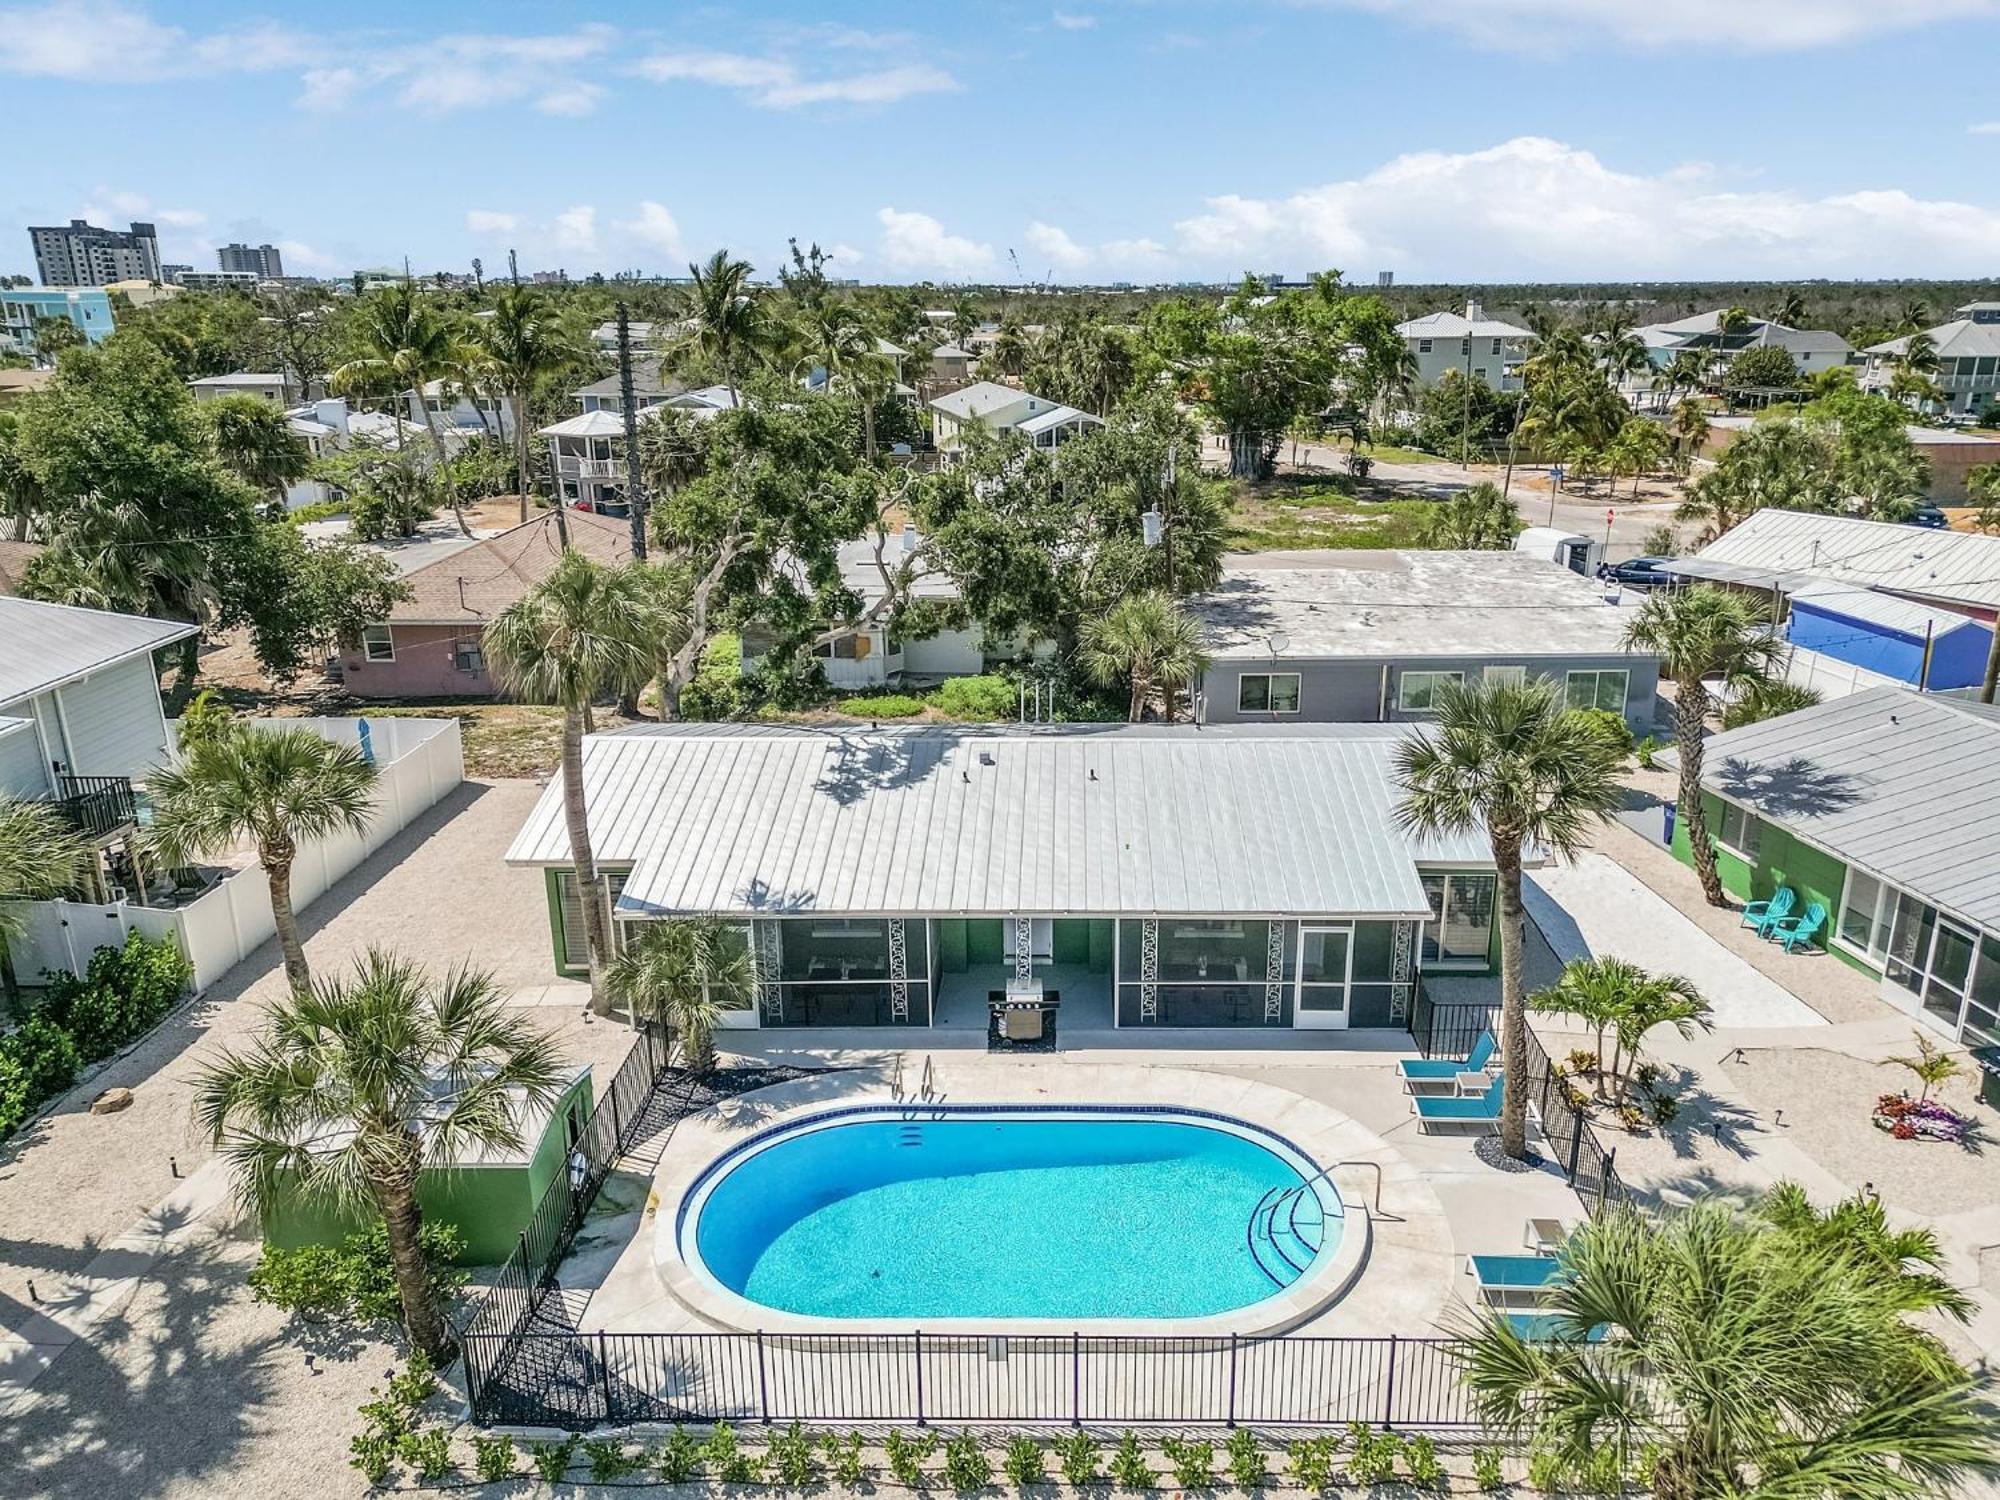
[1871,1093,1969,1144]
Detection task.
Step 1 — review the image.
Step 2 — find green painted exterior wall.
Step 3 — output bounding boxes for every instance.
[966,918,1005,965]
[1670,792,1877,974]
[260,1072,596,1265]
[935,918,968,972]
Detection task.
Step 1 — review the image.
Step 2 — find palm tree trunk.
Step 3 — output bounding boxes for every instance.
[562,706,613,1014]
[1127,670,1147,723]
[1675,678,1726,906]
[372,1169,455,1364]
[1493,831,1530,1159]
[264,851,311,994]
[414,397,471,538]
[163,634,201,716]
[512,387,532,525]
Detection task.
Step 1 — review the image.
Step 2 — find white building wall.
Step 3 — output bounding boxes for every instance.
[56,657,172,780]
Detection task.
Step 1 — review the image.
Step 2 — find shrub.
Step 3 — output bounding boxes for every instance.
[1566,1047,1599,1076]
[399,1427,454,1483]
[1284,1436,1338,1492]
[528,1437,577,1483]
[471,1434,519,1482]
[702,1422,761,1484]
[840,691,927,719]
[583,1437,643,1482]
[768,1422,821,1488]
[1224,1430,1267,1490]
[1343,1425,1400,1485]
[886,1428,937,1486]
[944,1430,993,1492]
[1003,1435,1048,1486]
[1052,1432,1102,1486]
[1651,1093,1680,1126]
[1618,1100,1648,1129]
[1402,1433,1443,1490]
[1634,1060,1665,1090]
[385,1350,437,1410]
[1109,1432,1156,1491]
[1526,1446,1563,1493]
[250,1219,467,1333]
[655,1425,701,1483]
[1634,734,1660,769]
[928,673,1018,721]
[0,1015,80,1116]
[1162,1437,1215,1489]
[1569,705,1634,758]
[1472,1446,1506,1491]
[823,1431,868,1487]
[348,1429,396,1487]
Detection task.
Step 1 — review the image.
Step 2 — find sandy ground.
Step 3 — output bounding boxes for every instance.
[0,779,636,1500]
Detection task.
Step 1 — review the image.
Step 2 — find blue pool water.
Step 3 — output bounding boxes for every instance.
[688,1111,1338,1319]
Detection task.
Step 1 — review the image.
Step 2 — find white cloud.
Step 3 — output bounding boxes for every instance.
[876,208,995,277]
[828,243,866,268]
[81,189,204,228]
[616,202,685,259]
[1166,136,2000,279]
[636,49,958,108]
[1312,0,1999,51]
[276,239,333,271]
[1025,221,1093,271]
[466,210,520,235]
[535,81,605,116]
[1052,11,1099,29]
[552,206,599,255]
[296,67,362,111]
[1971,121,2000,135]
[0,2,311,80]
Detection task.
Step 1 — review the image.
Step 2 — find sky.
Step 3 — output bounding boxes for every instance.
[6,0,2000,286]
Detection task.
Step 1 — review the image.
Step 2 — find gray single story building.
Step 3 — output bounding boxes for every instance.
[1189,550,1660,730]
[504,723,1504,1036]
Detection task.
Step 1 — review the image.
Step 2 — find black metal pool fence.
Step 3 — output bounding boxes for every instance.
[460,1001,1624,1430]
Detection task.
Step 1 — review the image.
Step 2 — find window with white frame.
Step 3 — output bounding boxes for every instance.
[1837,870,1895,962]
[1564,668,1628,713]
[1238,672,1301,714]
[1715,801,1762,862]
[1398,670,1462,712]
[1420,871,1496,967]
[361,624,394,663]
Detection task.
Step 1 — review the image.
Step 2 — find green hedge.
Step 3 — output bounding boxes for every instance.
[0,931,193,1142]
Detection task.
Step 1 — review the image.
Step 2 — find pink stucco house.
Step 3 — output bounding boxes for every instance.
[337,509,634,699]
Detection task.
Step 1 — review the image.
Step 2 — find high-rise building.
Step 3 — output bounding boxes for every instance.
[1377,270,1394,288]
[217,242,284,279]
[28,219,162,286]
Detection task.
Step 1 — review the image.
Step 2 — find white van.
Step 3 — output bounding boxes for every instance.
[1514,526,1603,576]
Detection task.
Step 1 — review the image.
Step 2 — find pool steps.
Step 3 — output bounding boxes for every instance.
[1246,1182,1327,1288]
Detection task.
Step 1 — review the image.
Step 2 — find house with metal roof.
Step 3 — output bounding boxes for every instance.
[1188,551,1660,729]
[1861,303,2000,418]
[928,381,1102,457]
[1673,688,2000,1050]
[505,722,1503,1035]
[1394,302,1532,391]
[1637,310,1853,381]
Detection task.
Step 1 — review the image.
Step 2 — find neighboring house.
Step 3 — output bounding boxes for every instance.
[1700,416,2000,502]
[405,378,514,441]
[928,381,1102,456]
[336,509,633,699]
[0,596,192,900]
[0,368,55,406]
[1639,310,1853,381]
[504,722,1502,1024]
[739,528,1027,689]
[1861,303,2000,418]
[1672,688,2000,1051]
[573,359,691,414]
[927,342,976,386]
[1661,509,2000,622]
[0,540,44,595]
[280,397,436,511]
[1783,584,1992,693]
[1393,302,1531,391]
[1189,550,1660,729]
[187,371,294,405]
[103,278,182,308]
[261,1065,595,1263]
[539,388,737,514]
[1,286,115,358]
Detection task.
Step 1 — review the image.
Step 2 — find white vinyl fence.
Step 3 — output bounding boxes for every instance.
[8,716,463,993]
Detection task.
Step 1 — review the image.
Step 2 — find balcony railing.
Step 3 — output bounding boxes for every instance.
[554,456,620,479]
[55,774,137,839]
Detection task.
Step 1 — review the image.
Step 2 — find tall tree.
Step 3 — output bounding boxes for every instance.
[1396,679,1622,1158]
[332,282,473,536]
[1623,585,1785,906]
[147,725,379,993]
[483,554,657,1011]
[202,392,312,514]
[682,250,766,408]
[1077,591,1211,722]
[195,950,567,1363]
[480,285,585,524]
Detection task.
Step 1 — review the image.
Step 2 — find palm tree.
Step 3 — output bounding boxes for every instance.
[1077,591,1211,722]
[1771,290,1809,328]
[147,725,378,994]
[1417,481,1519,549]
[1606,968,1711,1102]
[1882,1031,1961,1105]
[202,394,311,516]
[1667,394,1710,472]
[793,300,894,461]
[483,553,656,1013]
[607,916,752,1070]
[1623,586,1785,906]
[1662,350,1707,404]
[332,282,473,537]
[1721,676,1822,730]
[480,286,583,525]
[1396,679,1623,1158]
[1458,1193,1994,1498]
[683,250,765,408]
[1756,1180,1974,1321]
[0,798,88,996]
[194,949,567,1363]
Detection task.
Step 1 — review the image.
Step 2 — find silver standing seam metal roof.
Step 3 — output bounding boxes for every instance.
[504,723,1492,919]
[1663,508,2000,613]
[0,597,195,706]
[1700,687,2000,931]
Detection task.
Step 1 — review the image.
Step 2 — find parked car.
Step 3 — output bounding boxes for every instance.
[1904,505,1948,530]
[1598,556,1681,588]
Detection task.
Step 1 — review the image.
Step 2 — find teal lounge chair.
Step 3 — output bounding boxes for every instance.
[1741,886,1795,936]
[1769,901,1827,953]
[1413,1075,1506,1132]
[1469,1253,1562,1307]
[1503,1312,1607,1343]
[1397,1030,1495,1090]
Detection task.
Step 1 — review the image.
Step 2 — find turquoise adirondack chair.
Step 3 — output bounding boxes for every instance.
[1770,901,1827,953]
[1741,886,1795,936]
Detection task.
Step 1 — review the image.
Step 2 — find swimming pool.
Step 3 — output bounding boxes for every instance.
[679,1107,1344,1322]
